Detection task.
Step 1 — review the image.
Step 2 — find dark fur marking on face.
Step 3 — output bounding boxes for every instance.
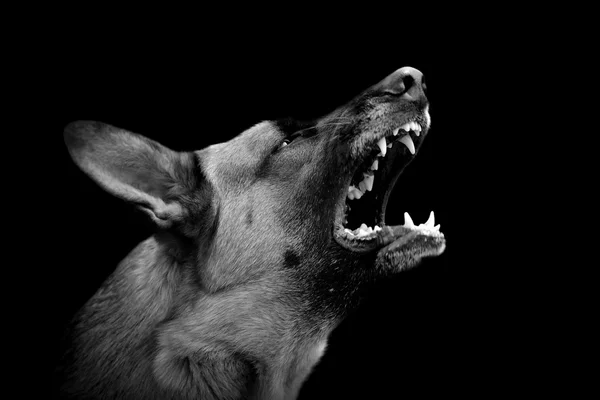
[283,249,301,269]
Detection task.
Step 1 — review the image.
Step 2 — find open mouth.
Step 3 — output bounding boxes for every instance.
[333,116,445,261]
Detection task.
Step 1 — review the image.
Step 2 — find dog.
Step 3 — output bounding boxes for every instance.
[56,66,446,399]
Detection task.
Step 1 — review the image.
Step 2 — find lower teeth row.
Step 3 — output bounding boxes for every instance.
[344,223,382,238]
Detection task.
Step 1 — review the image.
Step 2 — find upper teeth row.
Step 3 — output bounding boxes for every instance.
[348,121,422,201]
[393,121,422,137]
[377,121,421,157]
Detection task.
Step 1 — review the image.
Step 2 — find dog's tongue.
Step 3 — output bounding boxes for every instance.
[375,213,446,271]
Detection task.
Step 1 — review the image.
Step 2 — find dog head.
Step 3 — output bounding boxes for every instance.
[64,66,445,323]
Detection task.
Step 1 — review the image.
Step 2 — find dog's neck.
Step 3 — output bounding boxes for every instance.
[78,235,331,399]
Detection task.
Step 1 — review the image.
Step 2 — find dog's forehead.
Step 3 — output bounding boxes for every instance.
[212,121,282,154]
[197,121,284,188]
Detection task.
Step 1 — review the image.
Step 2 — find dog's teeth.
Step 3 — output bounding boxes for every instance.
[377,137,387,157]
[344,228,354,236]
[347,185,358,200]
[425,211,435,228]
[433,224,440,231]
[363,173,374,191]
[354,223,377,238]
[355,224,369,237]
[404,212,415,228]
[358,174,372,192]
[374,225,382,232]
[401,123,410,132]
[393,128,400,136]
[351,187,363,199]
[414,123,422,136]
[398,135,415,155]
[387,142,393,148]
[371,159,378,170]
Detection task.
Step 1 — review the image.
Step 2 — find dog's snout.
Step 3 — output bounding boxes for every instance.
[375,66,427,103]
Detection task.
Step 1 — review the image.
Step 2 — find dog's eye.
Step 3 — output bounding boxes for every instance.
[278,126,317,151]
[279,132,301,149]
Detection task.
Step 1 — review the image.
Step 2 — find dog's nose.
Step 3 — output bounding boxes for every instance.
[374,66,426,103]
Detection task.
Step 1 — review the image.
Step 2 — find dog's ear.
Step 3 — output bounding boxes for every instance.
[64,121,199,229]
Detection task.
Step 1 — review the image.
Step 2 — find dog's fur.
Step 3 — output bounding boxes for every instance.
[56,67,445,399]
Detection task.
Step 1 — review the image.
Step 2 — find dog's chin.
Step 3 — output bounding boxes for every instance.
[331,119,445,270]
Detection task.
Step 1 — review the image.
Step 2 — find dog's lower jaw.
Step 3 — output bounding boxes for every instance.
[375,225,446,272]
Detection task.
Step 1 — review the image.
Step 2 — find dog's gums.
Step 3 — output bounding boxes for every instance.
[57,66,447,400]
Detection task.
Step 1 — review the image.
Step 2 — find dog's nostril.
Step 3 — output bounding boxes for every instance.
[401,75,415,94]
[377,66,425,100]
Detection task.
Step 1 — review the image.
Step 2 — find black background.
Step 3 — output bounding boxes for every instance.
[37,19,524,399]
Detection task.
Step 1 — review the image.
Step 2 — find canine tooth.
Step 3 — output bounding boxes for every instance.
[393,127,400,136]
[371,159,378,170]
[377,137,387,156]
[347,185,358,200]
[425,211,435,228]
[398,135,415,155]
[363,173,374,191]
[413,123,421,137]
[404,212,415,228]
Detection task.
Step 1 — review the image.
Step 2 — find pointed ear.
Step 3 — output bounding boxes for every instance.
[64,121,199,229]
